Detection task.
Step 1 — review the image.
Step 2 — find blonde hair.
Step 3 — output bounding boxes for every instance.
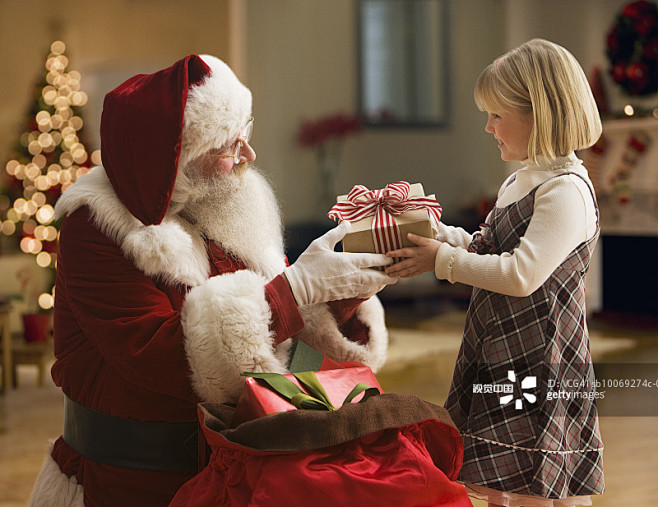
[474,39,602,163]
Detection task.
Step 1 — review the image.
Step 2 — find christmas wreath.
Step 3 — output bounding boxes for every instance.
[606,0,658,96]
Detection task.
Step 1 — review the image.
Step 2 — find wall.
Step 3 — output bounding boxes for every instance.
[246,0,639,225]
[0,0,232,157]
[505,0,636,111]
[0,0,642,227]
[247,0,507,225]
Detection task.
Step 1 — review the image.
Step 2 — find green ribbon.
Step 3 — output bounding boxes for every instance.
[242,371,380,411]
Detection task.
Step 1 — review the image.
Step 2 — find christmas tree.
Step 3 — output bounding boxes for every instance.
[0,41,99,310]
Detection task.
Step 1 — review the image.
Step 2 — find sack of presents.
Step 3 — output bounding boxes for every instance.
[171,340,470,506]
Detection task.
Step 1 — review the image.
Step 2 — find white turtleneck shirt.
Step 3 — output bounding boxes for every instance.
[434,153,598,297]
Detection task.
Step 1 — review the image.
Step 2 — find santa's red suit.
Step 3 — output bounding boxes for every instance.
[29,55,389,506]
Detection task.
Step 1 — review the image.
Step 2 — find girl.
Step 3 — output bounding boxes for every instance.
[386,39,604,507]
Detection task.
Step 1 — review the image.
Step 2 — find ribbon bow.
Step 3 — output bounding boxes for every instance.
[243,371,380,411]
[327,181,442,254]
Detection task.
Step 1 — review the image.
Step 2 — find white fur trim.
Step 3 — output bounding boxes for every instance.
[122,218,209,287]
[29,443,84,507]
[179,55,252,170]
[181,270,288,404]
[294,296,389,372]
[55,166,210,287]
[54,166,138,237]
[54,167,390,403]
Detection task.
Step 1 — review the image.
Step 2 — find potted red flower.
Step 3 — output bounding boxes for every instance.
[297,113,362,206]
[16,267,52,343]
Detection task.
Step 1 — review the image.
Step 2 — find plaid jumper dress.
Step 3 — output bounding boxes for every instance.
[444,173,604,499]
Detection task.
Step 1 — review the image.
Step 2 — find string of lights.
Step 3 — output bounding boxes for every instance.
[1,40,100,310]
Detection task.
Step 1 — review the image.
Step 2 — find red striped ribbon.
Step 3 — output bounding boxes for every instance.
[327,181,442,254]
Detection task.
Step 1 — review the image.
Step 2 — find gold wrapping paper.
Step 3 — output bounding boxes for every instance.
[337,183,434,254]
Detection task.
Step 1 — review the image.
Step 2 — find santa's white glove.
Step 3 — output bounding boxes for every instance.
[284,221,398,306]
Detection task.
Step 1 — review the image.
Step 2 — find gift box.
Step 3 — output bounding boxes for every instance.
[286,339,342,373]
[231,365,383,428]
[328,181,442,254]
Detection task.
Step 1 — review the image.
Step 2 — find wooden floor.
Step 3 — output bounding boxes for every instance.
[1,307,656,506]
[380,305,658,507]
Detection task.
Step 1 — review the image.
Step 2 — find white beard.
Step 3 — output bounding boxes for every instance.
[181,164,286,278]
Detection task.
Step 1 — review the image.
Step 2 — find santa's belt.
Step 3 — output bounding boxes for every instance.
[63,395,199,472]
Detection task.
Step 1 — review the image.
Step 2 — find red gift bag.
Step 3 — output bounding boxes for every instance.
[170,394,470,507]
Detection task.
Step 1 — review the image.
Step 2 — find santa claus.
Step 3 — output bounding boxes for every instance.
[29,54,396,506]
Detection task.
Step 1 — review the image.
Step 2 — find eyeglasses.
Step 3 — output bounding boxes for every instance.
[212,117,254,164]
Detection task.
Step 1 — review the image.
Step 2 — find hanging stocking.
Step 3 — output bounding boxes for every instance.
[609,131,652,204]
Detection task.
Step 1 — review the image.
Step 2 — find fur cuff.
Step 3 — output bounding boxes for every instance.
[181,270,288,404]
[29,443,84,507]
[295,296,389,372]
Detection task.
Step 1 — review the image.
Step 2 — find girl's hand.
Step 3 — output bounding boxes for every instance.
[384,233,441,278]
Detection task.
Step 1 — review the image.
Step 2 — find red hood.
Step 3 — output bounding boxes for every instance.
[100,55,211,226]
